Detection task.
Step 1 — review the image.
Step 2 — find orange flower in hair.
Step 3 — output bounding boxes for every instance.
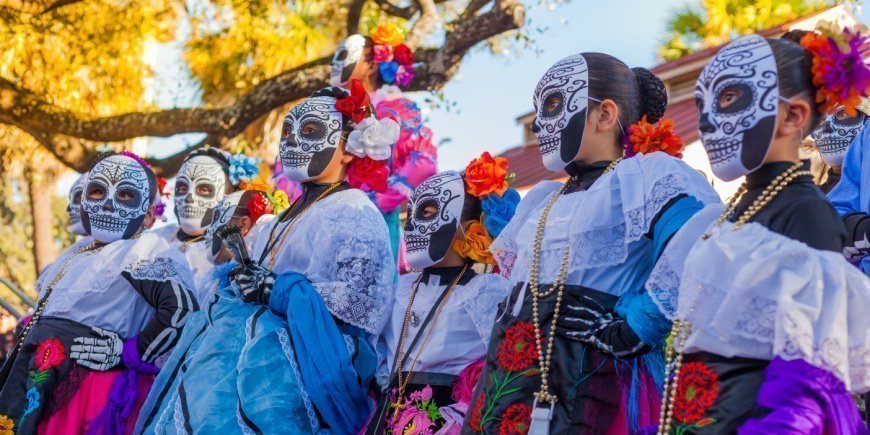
[464,152,509,197]
[627,116,684,158]
[452,221,496,265]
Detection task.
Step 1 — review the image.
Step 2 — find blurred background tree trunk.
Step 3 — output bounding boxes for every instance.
[24,165,56,276]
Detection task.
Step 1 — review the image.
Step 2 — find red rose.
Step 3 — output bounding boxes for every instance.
[674,362,720,423]
[334,79,371,124]
[246,192,273,222]
[497,322,540,372]
[35,337,65,371]
[394,44,414,67]
[347,156,390,193]
[498,403,532,435]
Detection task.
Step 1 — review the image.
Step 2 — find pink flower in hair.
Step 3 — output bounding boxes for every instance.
[373,44,393,63]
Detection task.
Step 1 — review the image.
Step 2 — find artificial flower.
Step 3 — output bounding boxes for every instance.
[497,322,539,372]
[347,156,390,193]
[346,117,399,161]
[395,65,415,87]
[371,85,403,105]
[246,192,274,223]
[270,190,290,213]
[156,177,169,196]
[379,61,399,84]
[334,79,372,123]
[370,22,404,46]
[119,150,151,167]
[452,221,496,265]
[394,44,414,66]
[481,188,521,237]
[801,28,870,116]
[229,154,262,186]
[499,403,532,435]
[628,115,684,158]
[674,362,719,423]
[0,414,13,435]
[372,44,393,63]
[465,152,509,197]
[35,337,65,371]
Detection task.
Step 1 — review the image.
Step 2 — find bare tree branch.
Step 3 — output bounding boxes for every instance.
[405,0,439,48]
[372,0,417,19]
[345,0,367,35]
[0,0,79,15]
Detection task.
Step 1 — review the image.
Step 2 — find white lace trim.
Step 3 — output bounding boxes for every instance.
[461,274,511,345]
[125,257,195,291]
[277,328,321,433]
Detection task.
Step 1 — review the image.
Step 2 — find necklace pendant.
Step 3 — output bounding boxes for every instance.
[701,233,711,240]
[409,311,419,327]
[529,399,554,435]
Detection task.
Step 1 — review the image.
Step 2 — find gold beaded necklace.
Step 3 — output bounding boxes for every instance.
[529,158,622,413]
[16,242,105,351]
[657,162,811,434]
[391,264,468,416]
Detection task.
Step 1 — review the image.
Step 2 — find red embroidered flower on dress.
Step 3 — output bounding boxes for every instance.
[34,338,65,371]
[469,392,486,431]
[498,403,532,435]
[674,362,719,423]
[334,79,372,124]
[497,322,540,372]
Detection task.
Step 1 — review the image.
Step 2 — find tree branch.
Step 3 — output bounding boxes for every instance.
[0,0,79,15]
[372,0,417,19]
[405,0,439,48]
[345,0,367,35]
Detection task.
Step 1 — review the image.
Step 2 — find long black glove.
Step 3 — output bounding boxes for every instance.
[555,296,651,359]
[842,212,870,262]
[232,263,275,305]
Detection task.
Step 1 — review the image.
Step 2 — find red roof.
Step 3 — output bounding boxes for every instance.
[665,99,700,144]
[498,145,563,190]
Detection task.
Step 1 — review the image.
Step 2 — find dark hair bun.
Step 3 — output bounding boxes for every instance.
[311,86,349,100]
[632,67,668,123]
[184,147,231,169]
[780,29,810,45]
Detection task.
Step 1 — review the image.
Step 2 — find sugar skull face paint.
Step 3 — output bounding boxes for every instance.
[404,171,465,270]
[812,106,866,166]
[280,96,344,182]
[67,174,86,236]
[532,54,590,172]
[330,34,366,87]
[203,191,245,264]
[696,35,779,181]
[174,155,228,233]
[81,155,151,243]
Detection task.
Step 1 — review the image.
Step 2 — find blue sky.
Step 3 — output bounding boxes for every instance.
[144,0,870,172]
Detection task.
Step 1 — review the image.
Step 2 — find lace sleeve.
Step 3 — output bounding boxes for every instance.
[462,274,511,345]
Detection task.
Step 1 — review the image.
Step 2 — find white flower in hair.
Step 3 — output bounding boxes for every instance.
[371,85,403,106]
[346,116,399,161]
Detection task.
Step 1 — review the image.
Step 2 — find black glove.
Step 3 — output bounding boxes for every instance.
[555,296,650,359]
[232,263,275,305]
[843,213,870,262]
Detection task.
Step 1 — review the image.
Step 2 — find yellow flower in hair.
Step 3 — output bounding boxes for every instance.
[370,23,404,46]
[452,221,496,265]
[271,190,290,213]
[0,414,14,435]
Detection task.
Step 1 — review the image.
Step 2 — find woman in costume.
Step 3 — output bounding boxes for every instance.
[462,53,720,434]
[330,23,438,266]
[810,103,868,193]
[155,147,260,304]
[648,30,870,434]
[66,174,89,238]
[137,83,397,434]
[0,152,197,434]
[829,109,870,277]
[369,156,517,434]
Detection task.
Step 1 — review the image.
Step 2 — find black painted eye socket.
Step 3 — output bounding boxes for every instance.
[281,125,292,139]
[716,83,753,114]
[196,183,216,198]
[335,49,347,61]
[414,198,440,222]
[834,107,863,126]
[175,181,189,196]
[116,187,140,207]
[72,190,83,205]
[541,91,564,118]
[300,120,326,140]
[86,182,107,200]
[695,96,704,115]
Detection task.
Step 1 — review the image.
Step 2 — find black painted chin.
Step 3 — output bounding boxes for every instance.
[560,109,587,164]
[122,215,146,239]
[200,208,215,229]
[81,210,92,235]
[307,147,338,178]
[341,63,356,84]
[740,115,777,172]
[428,219,458,264]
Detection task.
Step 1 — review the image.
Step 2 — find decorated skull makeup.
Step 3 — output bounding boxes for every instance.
[330,34,366,87]
[81,155,151,243]
[203,191,245,263]
[532,54,590,172]
[404,171,465,269]
[67,174,86,236]
[812,106,866,166]
[174,155,228,233]
[696,35,779,181]
[280,96,344,182]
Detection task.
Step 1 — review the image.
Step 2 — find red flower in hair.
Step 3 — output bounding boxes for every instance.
[334,79,371,124]
[497,322,540,372]
[246,192,273,222]
[498,403,532,435]
[673,362,719,423]
[394,44,414,67]
[347,156,389,193]
[156,178,169,197]
[627,115,684,158]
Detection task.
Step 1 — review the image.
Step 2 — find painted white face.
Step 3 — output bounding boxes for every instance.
[696,35,779,181]
[812,107,866,166]
[203,191,245,264]
[532,54,590,172]
[330,34,366,87]
[174,155,228,233]
[280,96,344,182]
[81,155,151,243]
[67,174,86,236]
[404,171,465,270]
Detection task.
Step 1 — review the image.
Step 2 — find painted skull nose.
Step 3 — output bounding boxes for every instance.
[698,112,716,134]
[102,198,116,212]
[531,117,542,134]
[185,192,195,204]
[822,121,834,134]
[404,218,415,232]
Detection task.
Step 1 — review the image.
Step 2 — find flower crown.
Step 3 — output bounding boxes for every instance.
[800,24,870,116]
[245,189,290,223]
[369,23,416,88]
[625,115,684,158]
[334,79,400,193]
[452,152,520,265]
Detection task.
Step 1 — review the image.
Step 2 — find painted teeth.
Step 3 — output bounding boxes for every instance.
[283,152,312,168]
[89,214,126,230]
[818,139,849,154]
[405,236,428,252]
[178,206,206,219]
[705,138,740,164]
[537,136,559,155]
